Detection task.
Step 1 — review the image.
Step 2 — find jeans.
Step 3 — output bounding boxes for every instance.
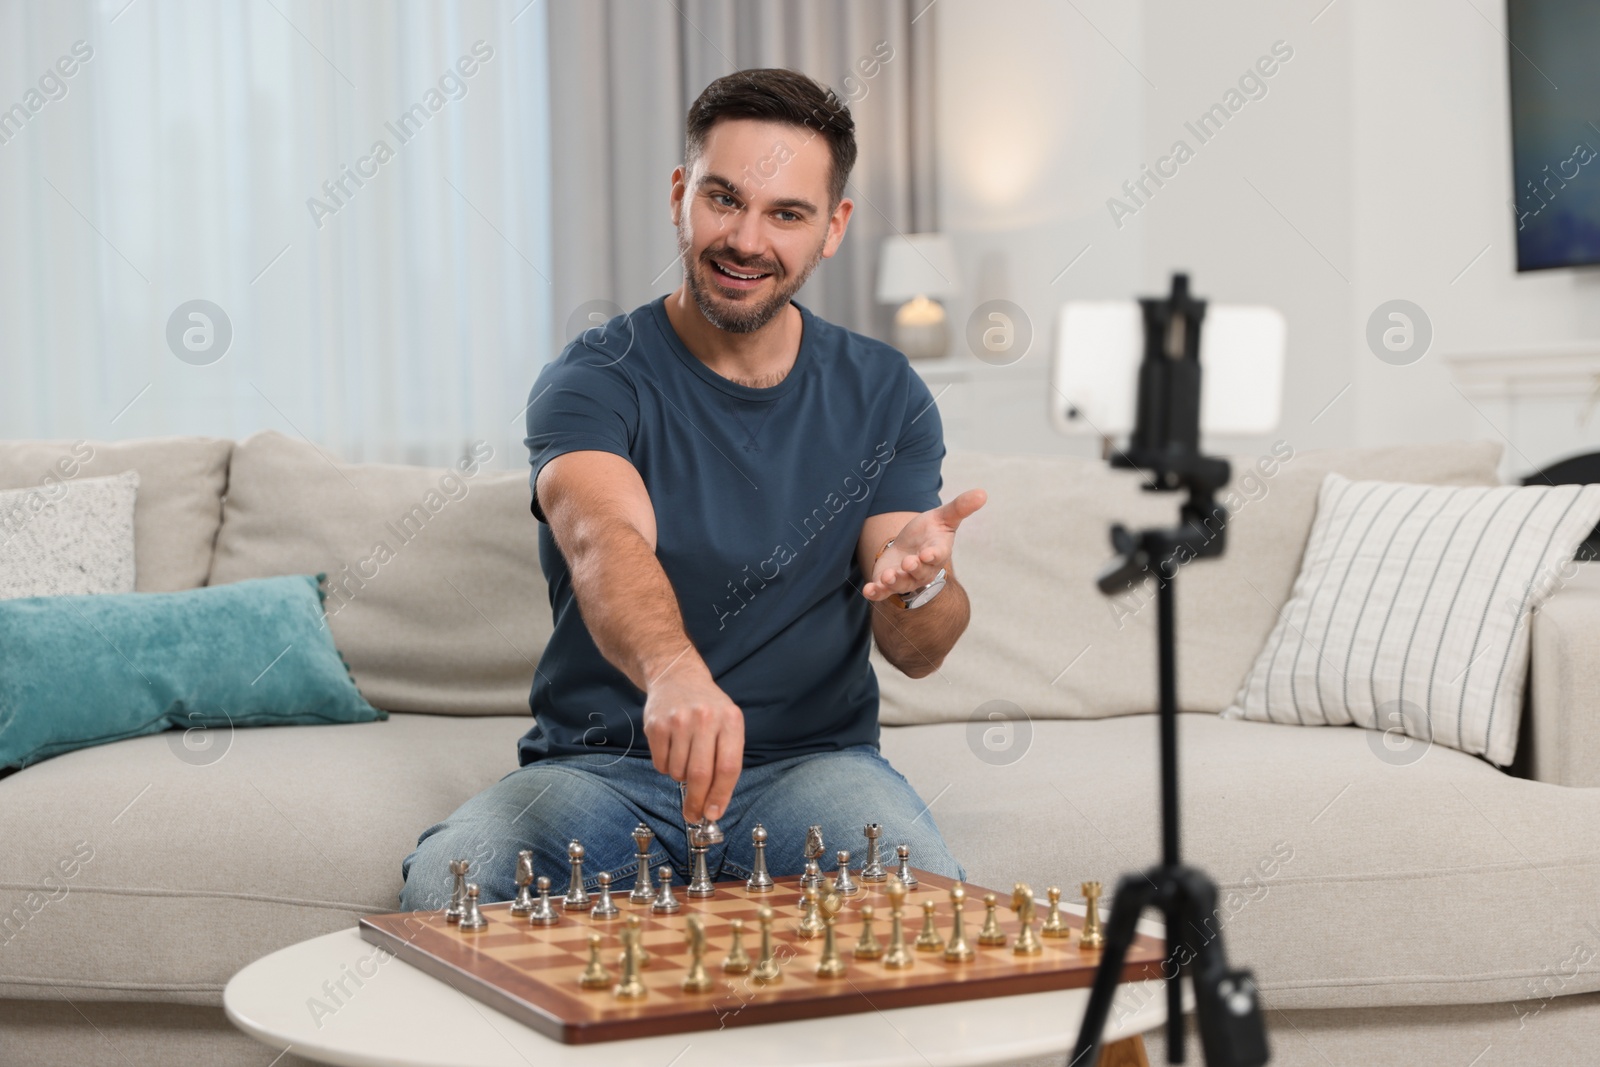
[398,743,966,911]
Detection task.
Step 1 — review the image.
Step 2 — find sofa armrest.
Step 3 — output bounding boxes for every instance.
[1527,562,1600,786]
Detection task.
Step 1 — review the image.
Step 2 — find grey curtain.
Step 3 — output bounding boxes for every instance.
[545,0,937,353]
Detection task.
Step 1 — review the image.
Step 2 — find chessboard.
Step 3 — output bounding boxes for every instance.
[358,868,1167,1045]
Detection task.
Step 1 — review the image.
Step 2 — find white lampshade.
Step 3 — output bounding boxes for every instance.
[876,233,961,303]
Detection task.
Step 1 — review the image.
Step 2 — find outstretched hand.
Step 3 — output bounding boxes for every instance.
[861,488,987,601]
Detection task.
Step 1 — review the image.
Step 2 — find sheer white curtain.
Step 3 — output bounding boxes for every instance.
[0,0,552,468]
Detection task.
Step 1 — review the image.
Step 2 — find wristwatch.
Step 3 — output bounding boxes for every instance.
[873,538,948,610]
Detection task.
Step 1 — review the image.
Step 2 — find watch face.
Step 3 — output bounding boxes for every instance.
[902,568,947,609]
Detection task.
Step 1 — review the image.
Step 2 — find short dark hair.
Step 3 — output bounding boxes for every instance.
[685,68,857,209]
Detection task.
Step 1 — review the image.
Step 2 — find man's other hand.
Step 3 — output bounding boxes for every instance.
[642,661,744,824]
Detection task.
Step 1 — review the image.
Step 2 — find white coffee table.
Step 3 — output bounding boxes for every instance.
[226,909,1184,1067]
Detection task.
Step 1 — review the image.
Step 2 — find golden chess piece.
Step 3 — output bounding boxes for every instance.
[578,932,611,989]
[914,899,945,952]
[815,891,847,978]
[854,903,884,959]
[613,916,648,999]
[977,892,1007,946]
[797,883,826,938]
[681,915,713,993]
[942,882,975,963]
[722,917,752,974]
[1079,881,1105,950]
[752,905,783,985]
[1040,885,1069,938]
[1011,883,1043,955]
[616,913,651,971]
[882,876,914,970]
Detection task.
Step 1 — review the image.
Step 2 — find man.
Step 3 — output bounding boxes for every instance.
[399,68,985,910]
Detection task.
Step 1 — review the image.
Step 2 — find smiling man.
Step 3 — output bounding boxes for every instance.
[400,68,985,910]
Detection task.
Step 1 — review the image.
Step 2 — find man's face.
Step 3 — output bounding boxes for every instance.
[672,118,852,334]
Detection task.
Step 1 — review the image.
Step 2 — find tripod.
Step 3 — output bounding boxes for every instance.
[1068,275,1269,1067]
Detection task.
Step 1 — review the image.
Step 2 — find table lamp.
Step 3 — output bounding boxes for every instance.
[876,233,961,359]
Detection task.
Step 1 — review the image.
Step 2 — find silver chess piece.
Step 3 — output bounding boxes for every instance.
[591,871,620,919]
[746,824,775,892]
[510,850,536,916]
[860,823,887,882]
[563,840,592,911]
[630,823,656,905]
[528,875,560,926]
[796,858,823,907]
[832,849,860,897]
[894,843,918,889]
[687,827,717,899]
[651,865,682,913]
[445,859,470,923]
[459,883,488,931]
[800,825,826,889]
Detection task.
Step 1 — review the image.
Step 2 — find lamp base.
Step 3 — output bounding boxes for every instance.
[893,297,949,360]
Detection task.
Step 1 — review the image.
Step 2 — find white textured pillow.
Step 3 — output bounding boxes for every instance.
[1225,473,1600,765]
[0,470,139,599]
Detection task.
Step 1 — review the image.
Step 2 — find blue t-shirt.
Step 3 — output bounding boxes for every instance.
[518,295,945,768]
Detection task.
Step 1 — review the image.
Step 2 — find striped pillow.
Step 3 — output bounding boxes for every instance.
[1224,473,1600,765]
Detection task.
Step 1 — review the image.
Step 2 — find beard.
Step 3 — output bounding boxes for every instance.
[677,221,827,334]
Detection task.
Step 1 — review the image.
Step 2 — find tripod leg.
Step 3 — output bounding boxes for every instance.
[1068,871,1161,1067]
[1173,867,1269,1067]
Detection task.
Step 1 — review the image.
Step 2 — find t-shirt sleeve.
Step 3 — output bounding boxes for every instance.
[870,366,946,516]
[523,349,640,524]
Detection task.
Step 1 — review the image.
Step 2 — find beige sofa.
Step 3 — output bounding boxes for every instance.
[3,430,1600,1067]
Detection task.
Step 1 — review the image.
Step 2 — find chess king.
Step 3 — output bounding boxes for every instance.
[398,67,984,912]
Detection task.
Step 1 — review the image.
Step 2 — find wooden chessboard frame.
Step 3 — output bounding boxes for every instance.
[358,868,1167,1045]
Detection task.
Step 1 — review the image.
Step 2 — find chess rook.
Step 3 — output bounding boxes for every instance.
[860,823,887,882]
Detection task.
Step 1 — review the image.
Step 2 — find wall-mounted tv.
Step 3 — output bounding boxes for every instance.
[1506,0,1600,271]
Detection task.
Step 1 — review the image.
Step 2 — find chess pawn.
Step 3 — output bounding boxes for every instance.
[860,823,887,882]
[752,906,783,985]
[797,884,825,938]
[894,844,918,889]
[882,877,914,970]
[563,840,592,911]
[590,871,620,919]
[459,883,488,931]
[832,849,860,897]
[722,917,752,974]
[1079,882,1106,950]
[681,915,714,993]
[942,883,975,963]
[746,824,775,893]
[614,916,648,999]
[510,851,536,916]
[796,859,823,906]
[578,932,611,990]
[630,823,656,905]
[687,835,716,899]
[853,903,884,959]
[977,892,1007,946]
[651,866,682,914]
[445,859,470,923]
[528,875,560,926]
[1011,883,1043,956]
[1040,886,1069,938]
[814,892,847,978]
[914,900,944,952]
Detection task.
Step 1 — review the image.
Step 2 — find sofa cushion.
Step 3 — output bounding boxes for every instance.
[0,437,230,592]
[874,440,1504,727]
[207,431,552,716]
[0,470,139,599]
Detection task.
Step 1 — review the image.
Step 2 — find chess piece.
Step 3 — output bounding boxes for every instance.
[528,875,560,926]
[942,883,975,962]
[795,859,823,907]
[579,932,611,989]
[853,903,884,959]
[797,883,825,938]
[882,877,914,969]
[459,883,488,931]
[832,850,860,897]
[860,823,887,882]
[722,918,752,973]
[630,823,656,905]
[591,871,620,919]
[1079,882,1105,950]
[678,778,725,846]
[746,824,775,893]
[1040,885,1068,938]
[814,892,846,978]
[616,920,652,972]
[800,825,825,888]
[894,844,918,889]
[752,906,782,985]
[445,859,469,923]
[914,900,944,952]
[614,916,648,999]
[681,915,714,993]
[1011,883,1043,955]
[563,841,592,911]
[687,827,716,899]
[651,865,682,913]
[510,851,536,917]
[978,892,1007,946]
